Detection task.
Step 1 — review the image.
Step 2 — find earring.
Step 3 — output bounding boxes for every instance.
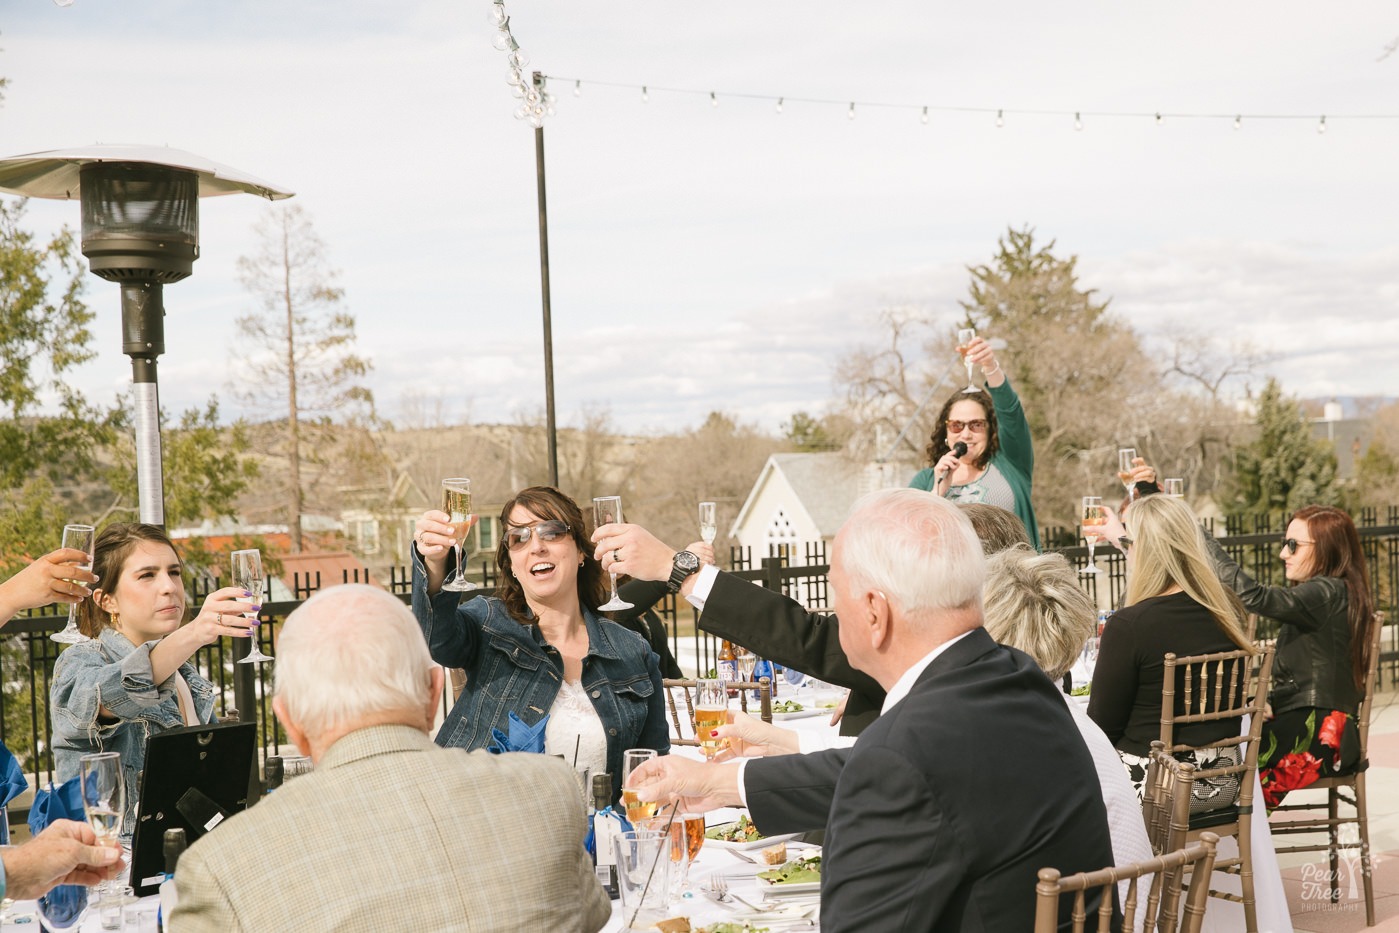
[109,610,119,629]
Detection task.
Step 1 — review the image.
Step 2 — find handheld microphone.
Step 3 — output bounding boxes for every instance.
[937,442,969,487]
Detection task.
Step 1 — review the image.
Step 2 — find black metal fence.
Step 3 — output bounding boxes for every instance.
[5,515,1397,801]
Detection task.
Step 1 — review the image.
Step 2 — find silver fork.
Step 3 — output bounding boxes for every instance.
[705,873,731,902]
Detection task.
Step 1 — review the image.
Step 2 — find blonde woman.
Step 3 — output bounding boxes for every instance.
[1087,494,1255,805]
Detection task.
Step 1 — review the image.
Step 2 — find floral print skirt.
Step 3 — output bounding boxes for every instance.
[1259,707,1360,810]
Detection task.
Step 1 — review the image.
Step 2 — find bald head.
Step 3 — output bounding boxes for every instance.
[274,585,441,748]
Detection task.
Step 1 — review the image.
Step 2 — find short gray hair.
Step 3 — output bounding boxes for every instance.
[837,488,984,628]
[274,584,436,740]
[982,547,1094,680]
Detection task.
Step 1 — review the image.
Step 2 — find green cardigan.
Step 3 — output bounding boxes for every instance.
[909,378,1039,550]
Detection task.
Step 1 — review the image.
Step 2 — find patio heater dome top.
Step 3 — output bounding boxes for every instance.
[0,144,295,201]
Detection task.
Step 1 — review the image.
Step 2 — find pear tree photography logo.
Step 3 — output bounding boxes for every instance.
[1297,828,1376,913]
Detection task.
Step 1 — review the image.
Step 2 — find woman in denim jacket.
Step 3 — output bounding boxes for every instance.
[51,524,259,827]
[413,487,668,802]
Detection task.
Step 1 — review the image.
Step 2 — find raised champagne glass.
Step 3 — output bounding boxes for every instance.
[693,679,727,760]
[957,327,979,393]
[593,496,634,611]
[439,478,478,592]
[621,748,659,825]
[1117,448,1138,503]
[1080,496,1106,576]
[232,549,271,664]
[698,501,717,546]
[51,524,95,644]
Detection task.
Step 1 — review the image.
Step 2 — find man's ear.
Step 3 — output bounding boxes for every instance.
[867,590,893,650]
[272,696,311,757]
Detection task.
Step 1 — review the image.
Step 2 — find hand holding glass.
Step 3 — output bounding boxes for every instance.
[51,524,95,644]
[439,478,478,592]
[957,327,978,393]
[693,679,727,759]
[621,748,658,824]
[1080,497,1105,576]
[593,496,634,611]
[698,501,717,545]
[232,549,271,664]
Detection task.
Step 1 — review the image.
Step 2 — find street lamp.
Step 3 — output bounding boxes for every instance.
[0,145,293,526]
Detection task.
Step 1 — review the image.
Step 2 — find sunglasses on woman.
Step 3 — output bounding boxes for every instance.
[946,419,988,434]
[506,520,572,550]
[1281,537,1313,556]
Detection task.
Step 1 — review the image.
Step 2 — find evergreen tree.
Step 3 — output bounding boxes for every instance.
[1227,378,1340,520]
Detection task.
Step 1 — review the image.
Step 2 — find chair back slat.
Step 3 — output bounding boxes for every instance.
[1355,612,1385,761]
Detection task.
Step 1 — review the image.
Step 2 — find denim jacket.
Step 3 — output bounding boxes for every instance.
[51,628,217,825]
[411,556,669,801]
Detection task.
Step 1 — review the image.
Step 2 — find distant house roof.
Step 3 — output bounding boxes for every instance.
[731,452,863,540]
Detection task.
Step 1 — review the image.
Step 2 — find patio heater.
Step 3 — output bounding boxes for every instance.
[0,146,294,526]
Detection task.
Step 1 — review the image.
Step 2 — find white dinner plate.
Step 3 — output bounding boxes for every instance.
[704,821,800,852]
[758,878,822,895]
[771,708,822,721]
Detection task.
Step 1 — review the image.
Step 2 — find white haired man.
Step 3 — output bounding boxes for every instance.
[170,585,610,933]
[619,489,1115,932]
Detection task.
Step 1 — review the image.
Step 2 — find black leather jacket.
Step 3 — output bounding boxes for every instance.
[1206,537,1360,717]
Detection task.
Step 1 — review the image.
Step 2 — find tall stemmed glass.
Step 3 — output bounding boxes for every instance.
[698,501,717,546]
[1117,448,1138,503]
[79,751,123,903]
[1080,497,1106,576]
[232,549,271,664]
[693,679,727,760]
[956,327,979,393]
[593,496,634,611]
[439,478,478,592]
[51,524,95,644]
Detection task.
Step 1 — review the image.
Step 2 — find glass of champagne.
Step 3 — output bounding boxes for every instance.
[1080,497,1106,576]
[621,748,659,825]
[670,812,705,895]
[698,501,717,546]
[693,679,727,760]
[593,496,634,611]
[1117,448,1138,502]
[232,549,271,664]
[51,524,95,644]
[79,751,122,905]
[956,327,979,393]
[439,477,478,592]
[1164,477,1184,498]
[735,645,757,683]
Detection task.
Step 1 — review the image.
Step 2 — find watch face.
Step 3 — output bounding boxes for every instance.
[675,550,700,572]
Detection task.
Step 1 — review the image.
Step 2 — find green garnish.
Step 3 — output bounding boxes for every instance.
[773,700,805,713]
[758,853,822,885]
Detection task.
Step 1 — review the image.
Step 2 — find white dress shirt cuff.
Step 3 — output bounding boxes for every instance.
[685,563,720,611]
[736,757,750,809]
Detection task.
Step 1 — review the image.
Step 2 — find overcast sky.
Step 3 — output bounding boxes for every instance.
[2,2,1396,434]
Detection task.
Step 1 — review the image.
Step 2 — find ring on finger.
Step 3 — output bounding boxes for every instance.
[216,612,223,624]
[613,549,621,563]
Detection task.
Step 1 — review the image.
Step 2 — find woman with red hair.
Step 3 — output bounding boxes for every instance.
[1207,505,1377,808]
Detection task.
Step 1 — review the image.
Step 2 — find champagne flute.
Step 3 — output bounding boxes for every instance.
[79,751,123,904]
[1164,477,1185,498]
[671,812,705,896]
[593,496,634,611]
[439,478,478,592]
[735,646,757,683]
[1080,496,1105,576]
[693,679,727,760]
[232,549,271,664]
[621,748,658,825]
[698,501,717,546]
[956,327,979,393]
[51,524,95,644]
[1117,448,1138,503]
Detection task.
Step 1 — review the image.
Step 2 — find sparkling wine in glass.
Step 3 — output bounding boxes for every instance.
[1080,497,1106,576]
[698,501,717,546]
[1164,477,1184,498]
[693,679,727,760]
[79,751,123,905]
[593,496,634,611]
[621,748,658,824]
[51,524,95,644]
[671,812,705,895]
[1117,448,1138,502]
[735,646,757,683]
[956,327,979,393]
[439,478,478,592]
[232,549,272,664]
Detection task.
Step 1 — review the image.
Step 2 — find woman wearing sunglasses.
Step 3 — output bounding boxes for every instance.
[1205,505,1375,808]
[412,485,668,802]
[909,334,1039,550]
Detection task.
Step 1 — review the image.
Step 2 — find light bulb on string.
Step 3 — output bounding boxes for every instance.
[493,24,512,51]
[641,86,649,103]
[920,106,929,125]
[508,47,529,71]
[573,79,581,97]
[710,91,718,108]
[848,102,856,120]
[488,2,507,27]
[775,97,784,114]
[1155,112,1163,126]
[514,103,529,120]
[995,109,1004,128]
[1318,115,1327,134]
[1074,112,1082,131]
[1233,115,1241,131]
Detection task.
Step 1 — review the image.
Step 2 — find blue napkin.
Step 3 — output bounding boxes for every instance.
[486,711,549,754]
[29,774,84,837]
[0,743,27,807]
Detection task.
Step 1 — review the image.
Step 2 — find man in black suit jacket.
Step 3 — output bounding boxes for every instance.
[618,489,1113,932]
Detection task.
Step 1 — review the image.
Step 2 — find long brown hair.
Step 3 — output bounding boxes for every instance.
[493,486,607,622]
[1292,506,1374,692]
[926,389,1000,469]
[79,523,181,639]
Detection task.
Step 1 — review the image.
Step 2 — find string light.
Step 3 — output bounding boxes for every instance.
[848,102,856,120]
[1074,111,1082,131]
[1155,112,1163,125]
[491,1,553,127]
[995,109,1004,128]
[1233,115,1241,130]
[574,79,581,97]
[641,86,649,103]
[921,106,929,125]
[1318,115,1327,134]
[711,91,718,108]
[775,97,784,114]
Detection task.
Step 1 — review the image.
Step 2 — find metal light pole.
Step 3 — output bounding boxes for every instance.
[0,146,294,526]
[532,71,559,487]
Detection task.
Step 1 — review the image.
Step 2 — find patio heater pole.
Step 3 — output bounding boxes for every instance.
[533,71,559,488]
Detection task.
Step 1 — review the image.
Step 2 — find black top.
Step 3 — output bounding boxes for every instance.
[610,579,684,679]
[1087,591,1243,756]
